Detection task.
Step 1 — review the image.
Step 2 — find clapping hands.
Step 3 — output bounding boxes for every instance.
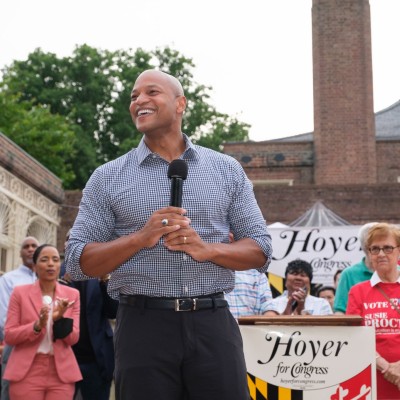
[52,297,75,321]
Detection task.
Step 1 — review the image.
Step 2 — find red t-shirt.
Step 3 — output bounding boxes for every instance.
[347,280,400,399]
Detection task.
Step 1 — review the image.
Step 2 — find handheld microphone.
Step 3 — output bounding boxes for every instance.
[167,159,188,207]
[291,287,307,312]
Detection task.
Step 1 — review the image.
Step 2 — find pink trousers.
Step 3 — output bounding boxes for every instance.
[9,354,75,400]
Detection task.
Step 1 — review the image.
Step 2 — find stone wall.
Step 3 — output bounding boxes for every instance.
[0,133,63,271]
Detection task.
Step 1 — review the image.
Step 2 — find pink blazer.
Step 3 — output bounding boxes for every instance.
[4,281,82,383]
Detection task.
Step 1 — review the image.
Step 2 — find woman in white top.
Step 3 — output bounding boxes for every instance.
[265,259,332,316]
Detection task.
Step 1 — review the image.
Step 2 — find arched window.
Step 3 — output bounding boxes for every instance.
[27,216,54,244]
[0,193,11,236]
[0,193,12,271]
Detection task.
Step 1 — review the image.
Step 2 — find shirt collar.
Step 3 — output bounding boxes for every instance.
[19,265,37,281]
[370,270,400,286]
[136,133,200,165]
[21,264,35,274]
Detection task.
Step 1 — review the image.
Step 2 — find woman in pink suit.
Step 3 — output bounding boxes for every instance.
[3,244,82,400]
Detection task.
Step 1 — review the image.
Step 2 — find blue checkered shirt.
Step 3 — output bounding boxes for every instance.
[65,135,272,300]
[225,270,273,318]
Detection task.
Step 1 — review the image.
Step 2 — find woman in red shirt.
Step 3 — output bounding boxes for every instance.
[347,223,400,399]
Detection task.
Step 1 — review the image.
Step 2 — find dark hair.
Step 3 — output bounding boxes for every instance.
[334,269,342,279]
[317,286,336,297]
[285,259,313,282]
[333,269,342,284]
[33,244,57,264]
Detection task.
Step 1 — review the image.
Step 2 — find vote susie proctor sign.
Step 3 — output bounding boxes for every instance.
[268,226,364,286]
[240,325,376,399]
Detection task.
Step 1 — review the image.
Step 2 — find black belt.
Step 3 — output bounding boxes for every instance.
[120,293,228,312]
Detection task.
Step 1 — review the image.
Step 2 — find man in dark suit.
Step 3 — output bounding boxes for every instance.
[61,232,118,400]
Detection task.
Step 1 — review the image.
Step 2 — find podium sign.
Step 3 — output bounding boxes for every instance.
[239,316,376,400]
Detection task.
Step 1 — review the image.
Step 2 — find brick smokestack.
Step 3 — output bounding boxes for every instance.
[312,0,377,184]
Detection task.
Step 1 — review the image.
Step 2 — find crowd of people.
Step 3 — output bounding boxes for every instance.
[0,70,399,400]
[3,224,400,399]
[0,238,115,400]
[0,238,337,400]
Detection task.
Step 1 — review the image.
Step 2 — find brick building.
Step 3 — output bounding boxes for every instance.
[223,0,400,225]
[224,99,400,225]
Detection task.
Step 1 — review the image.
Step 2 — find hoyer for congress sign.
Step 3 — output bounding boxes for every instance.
[268,226,364,286]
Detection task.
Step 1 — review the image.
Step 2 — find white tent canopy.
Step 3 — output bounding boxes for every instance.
[268,222,289,228]
[289,200,350,227]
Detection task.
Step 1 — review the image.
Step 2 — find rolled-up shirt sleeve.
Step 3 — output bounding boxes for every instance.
[227,160,272,272]
[65,167,116,280]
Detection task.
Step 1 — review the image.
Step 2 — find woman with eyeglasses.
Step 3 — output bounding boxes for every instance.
[347,223,400,399]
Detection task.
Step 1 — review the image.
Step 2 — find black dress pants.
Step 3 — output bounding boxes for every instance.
[114,300,250,400]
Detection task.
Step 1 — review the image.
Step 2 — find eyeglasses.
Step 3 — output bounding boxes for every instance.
[368,245,399,255]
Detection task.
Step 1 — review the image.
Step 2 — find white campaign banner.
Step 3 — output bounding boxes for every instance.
[268,226,364,286]
[241,324,376,399]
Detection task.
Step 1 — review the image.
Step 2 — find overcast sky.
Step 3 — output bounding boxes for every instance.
[1,0,399,141]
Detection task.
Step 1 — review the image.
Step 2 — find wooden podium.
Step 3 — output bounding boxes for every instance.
[238,315,375,400]
[238,314,363,326]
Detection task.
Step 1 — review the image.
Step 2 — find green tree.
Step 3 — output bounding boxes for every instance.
[1,45,249,189]
[0,91,76,187]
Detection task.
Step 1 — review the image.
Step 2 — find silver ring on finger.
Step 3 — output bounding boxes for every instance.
[184,236,187,244]
[161,218,168,227]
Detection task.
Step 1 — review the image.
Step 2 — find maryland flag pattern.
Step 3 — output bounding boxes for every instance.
[267,272,284,296]
[247,373,303,400]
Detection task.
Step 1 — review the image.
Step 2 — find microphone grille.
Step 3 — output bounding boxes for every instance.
[167,159,188,180]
